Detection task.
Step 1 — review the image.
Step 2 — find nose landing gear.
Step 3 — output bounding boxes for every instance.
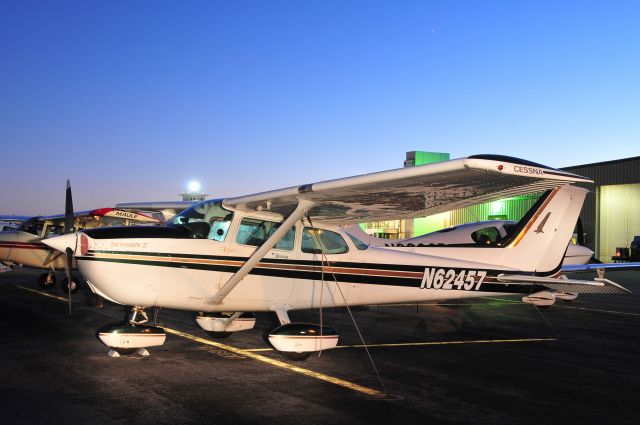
[61,276,80,294]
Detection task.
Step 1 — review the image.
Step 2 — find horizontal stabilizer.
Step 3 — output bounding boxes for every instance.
[561,262,640,272]
[496,274,631,294]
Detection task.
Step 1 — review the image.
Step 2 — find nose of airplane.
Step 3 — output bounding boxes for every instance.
[42,233,79,254]
[575,244,594,257]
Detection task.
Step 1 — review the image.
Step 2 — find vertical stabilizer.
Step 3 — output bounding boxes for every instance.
[502,185,587,273]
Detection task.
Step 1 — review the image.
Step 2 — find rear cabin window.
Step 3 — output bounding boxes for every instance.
[302,228,349,254]
[236,218,295,251]
[471,226,501,246]
[346,232,368,250]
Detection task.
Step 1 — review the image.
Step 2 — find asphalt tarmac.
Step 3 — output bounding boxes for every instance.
[1,268,638,425]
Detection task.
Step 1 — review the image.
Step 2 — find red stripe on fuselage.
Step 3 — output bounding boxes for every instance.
[0,242,50,250]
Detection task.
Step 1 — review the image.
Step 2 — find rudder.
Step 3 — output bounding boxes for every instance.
[501,185,588,273]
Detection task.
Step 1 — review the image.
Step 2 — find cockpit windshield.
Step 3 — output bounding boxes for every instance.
[167,199,234,241]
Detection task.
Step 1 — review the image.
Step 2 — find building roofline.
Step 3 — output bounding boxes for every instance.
[561,155,640,170]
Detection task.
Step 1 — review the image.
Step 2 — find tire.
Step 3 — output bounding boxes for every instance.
[38,273,56,290]
[114,348,137,355]
[281,351,312,361]
[205,331,233,339]
[61,277,80,294]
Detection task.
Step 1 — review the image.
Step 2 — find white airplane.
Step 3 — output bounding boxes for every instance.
[44,155,631,359]
[0,182,160,292]
[343,220,595,265]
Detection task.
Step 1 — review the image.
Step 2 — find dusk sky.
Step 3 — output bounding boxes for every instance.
[1,1,639,215]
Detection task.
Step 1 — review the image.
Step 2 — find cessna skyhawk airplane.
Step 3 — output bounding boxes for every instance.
[44,155,630,359]
[0,184,159,292]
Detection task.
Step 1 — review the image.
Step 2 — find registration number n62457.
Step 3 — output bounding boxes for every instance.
[419,268,487,291]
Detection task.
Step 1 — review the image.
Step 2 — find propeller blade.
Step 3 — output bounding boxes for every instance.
[64,179,74,234]
[65,246,74,315]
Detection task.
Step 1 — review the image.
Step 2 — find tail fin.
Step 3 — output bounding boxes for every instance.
[501,185,587,273]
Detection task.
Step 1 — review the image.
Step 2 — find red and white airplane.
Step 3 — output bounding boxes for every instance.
[44,155,630,359]
[0,183,159,292]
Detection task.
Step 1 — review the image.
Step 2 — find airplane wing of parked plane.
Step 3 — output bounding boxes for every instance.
[224,154,591,224]
[38,208,160,224]
[0,215,31,223]
[115,201,196,222]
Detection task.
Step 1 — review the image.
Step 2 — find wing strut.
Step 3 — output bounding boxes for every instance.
[207,199,315,305]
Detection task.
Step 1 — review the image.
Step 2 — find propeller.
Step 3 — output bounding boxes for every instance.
[64,179,74,234]
[63,179,75,315]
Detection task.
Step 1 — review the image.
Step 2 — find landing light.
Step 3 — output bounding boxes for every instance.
[188,180,201,193]
[490,200,504,214]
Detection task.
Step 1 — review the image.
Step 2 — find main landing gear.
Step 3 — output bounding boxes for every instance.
[522,290,578,306]
[37,271,56,289]
[97,307,166,357]
[37,270,80,294]
[267,310,339,361]
[195,310,339,361]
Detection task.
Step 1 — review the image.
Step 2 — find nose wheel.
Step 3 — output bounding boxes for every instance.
[61,276,80,294]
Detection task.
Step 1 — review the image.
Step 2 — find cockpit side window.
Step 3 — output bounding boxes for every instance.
[471,226,501,246]
[236,218,295,251]
[302,228,349,254]
[169,200,234,241]
[46,225,64,237]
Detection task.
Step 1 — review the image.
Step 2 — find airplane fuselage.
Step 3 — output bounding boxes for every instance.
[76,222,535,312]
[0,231,70,269]
[48,184,587,314]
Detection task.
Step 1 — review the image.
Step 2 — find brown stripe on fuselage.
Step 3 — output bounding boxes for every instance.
[84,251,425,280]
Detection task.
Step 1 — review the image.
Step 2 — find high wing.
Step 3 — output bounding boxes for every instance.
[115,201,195,211]
[223,154,592,224]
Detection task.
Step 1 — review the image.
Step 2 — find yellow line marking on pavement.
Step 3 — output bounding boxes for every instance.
[15,285,68,302]
[481,297,524,303]
[14,284,383,396]
[557,305,640,316]
[244,337,557,352]
[163,327,383,396]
